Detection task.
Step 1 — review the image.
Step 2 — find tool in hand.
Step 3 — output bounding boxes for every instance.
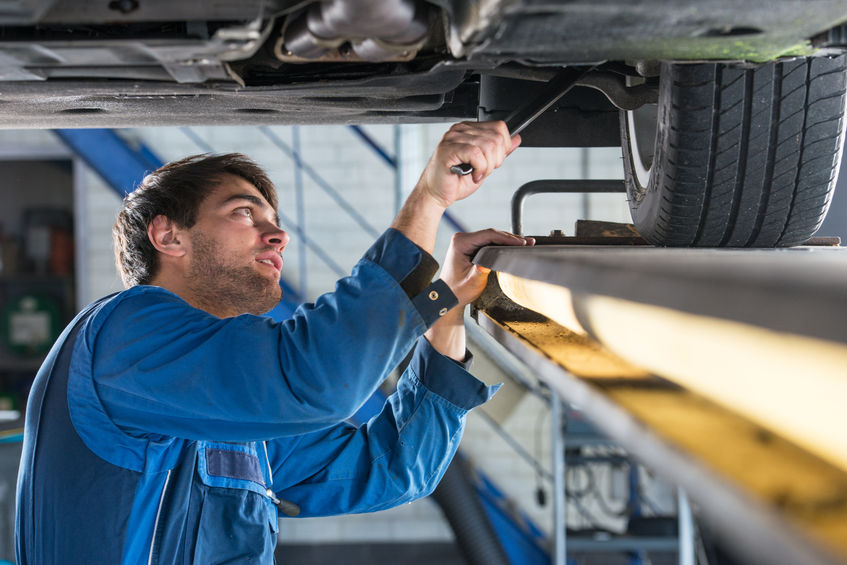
[450,66,596,176]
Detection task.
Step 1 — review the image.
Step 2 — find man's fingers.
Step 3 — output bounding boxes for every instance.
[468,228,533,247]
[443,120,514,181]
[450,120,509,136]
[507,133,522,156]
[453,228,534,257]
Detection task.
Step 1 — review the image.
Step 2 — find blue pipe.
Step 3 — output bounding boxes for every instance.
[348,125,397,168]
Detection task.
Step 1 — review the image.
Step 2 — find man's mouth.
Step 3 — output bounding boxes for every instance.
[255,252,283,273]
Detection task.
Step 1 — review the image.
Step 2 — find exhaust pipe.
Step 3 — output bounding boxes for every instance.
[277,0,430,62]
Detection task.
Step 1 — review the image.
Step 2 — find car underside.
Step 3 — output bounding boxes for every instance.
[2,0,847,247]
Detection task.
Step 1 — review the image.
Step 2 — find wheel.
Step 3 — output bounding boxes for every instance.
[621,55,847,247]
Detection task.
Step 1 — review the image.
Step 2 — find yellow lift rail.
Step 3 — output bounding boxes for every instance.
[472,243,847,565]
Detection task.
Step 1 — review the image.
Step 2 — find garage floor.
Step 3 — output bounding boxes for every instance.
[275,542,466,564]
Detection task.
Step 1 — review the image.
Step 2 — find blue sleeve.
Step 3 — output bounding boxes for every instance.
[265,337,500,516]
[83,230,459,442]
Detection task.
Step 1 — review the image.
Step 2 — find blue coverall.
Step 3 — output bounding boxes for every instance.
[16,229,498,564]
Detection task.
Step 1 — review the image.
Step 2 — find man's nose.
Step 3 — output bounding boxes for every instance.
[262,225,290,250]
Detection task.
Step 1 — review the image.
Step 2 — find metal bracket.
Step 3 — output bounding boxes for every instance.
[511,179,626,236]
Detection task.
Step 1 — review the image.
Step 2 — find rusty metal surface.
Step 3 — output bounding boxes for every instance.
[529,235,648,246]
[807,236,843,246]
[573,220,641,238]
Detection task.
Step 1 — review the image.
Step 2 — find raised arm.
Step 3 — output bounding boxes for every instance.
[391,121,519,254]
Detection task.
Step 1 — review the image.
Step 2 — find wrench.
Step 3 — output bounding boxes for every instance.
[450,66,596,176]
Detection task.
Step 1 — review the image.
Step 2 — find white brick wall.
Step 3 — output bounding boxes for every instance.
[74,165,124,305]
[0,130,66,156]
[278,500,455,544]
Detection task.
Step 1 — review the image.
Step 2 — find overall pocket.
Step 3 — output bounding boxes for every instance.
[190,442,280,564]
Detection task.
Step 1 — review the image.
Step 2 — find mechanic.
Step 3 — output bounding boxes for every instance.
[15,121,532,564]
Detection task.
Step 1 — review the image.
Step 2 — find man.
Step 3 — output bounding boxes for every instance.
[16,121,532,564]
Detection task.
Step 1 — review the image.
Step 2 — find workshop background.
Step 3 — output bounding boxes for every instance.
[0,124,845,565]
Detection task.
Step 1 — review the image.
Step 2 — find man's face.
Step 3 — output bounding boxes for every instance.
[184,175,289,316]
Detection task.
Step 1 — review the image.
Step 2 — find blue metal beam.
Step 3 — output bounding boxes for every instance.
[54,129,163,196]
[348,125,397,168]
[179,126,214,153]
[473,467,552,565]
[292,126,308,301]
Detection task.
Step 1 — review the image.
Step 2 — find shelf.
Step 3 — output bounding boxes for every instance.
[566,535,679,553]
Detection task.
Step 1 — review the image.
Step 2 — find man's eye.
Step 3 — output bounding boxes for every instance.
[236,208,253,219]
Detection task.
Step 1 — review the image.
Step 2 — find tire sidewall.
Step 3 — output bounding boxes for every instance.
[620,64,673,245]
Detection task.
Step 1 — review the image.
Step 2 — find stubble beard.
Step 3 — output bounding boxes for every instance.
[187,231,282,317]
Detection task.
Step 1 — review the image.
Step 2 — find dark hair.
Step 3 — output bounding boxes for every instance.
[113,153,277,288]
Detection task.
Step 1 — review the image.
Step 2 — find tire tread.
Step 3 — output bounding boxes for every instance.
[622,55,847,247]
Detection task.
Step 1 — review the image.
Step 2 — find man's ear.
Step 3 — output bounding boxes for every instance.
[148,215,187,257]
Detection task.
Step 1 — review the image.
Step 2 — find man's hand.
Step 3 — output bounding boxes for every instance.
[389,121,527,361]
[391,121,520,254]
[425,229,534,361]
[440,229,534,306]
[418,121,520,208]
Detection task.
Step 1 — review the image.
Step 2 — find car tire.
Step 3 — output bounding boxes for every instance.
[620,55,847,247]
